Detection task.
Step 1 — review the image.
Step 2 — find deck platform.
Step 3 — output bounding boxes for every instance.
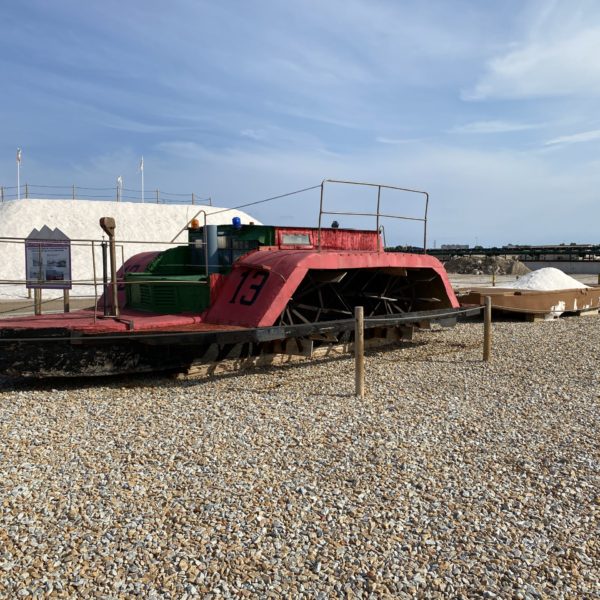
[458,286,600,320]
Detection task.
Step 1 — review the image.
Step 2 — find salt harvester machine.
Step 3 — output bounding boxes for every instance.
[0,180,479,378]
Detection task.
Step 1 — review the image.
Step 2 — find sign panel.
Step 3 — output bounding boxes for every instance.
[25,227,72,290]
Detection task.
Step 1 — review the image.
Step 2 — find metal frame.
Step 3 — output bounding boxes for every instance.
[0,306,481,378]
[317,179,429,253]
[170,210,209,274]
[0,234,208,288]
[428,243,600,262]
[0,306,481,346]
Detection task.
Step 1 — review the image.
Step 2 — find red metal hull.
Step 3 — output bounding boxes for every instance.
[205,249,459,327]
[0,249,456,333]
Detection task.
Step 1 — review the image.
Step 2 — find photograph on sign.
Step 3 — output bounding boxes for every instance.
[25,242,72,289]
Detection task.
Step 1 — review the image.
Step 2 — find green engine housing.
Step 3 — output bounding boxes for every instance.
[125,224,275,314]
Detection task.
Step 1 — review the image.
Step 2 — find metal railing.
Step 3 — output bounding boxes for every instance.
[0,236,216,321]
[0,184,212,205]
[317,179,429,253]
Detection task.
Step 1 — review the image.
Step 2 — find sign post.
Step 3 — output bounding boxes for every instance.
[99,217,119,317]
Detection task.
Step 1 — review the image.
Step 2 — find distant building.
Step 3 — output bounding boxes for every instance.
[440,244,469,250]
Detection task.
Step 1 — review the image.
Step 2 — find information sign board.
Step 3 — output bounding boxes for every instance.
[25,226,72,290]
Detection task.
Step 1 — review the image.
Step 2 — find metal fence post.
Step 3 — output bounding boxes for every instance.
[25,183,29,199]
[72,184,76,200]
[91,240,98,322]
[156,189,159,204]
[101,240,109,317]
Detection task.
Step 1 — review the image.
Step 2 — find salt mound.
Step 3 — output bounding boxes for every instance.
[504,267,589,291]
[0,199,259,300]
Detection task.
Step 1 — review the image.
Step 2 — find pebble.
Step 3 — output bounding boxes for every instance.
[0,317,599,597]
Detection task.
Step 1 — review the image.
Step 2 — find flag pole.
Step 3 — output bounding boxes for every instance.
[16,148,21,201]
[140,156,144,203]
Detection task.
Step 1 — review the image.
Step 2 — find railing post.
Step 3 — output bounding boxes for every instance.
[355,306,365,397]
[0,186,3,202]
[376,185,381,252]
[192,192,195,205]
[101,240,109,317]
[91,240,98,322]
[25,183,29,199]
[423,192,429,254]
[317,181,325,250]
[156,189,159,204]
[72,184,76,200]
[110,236,120,317]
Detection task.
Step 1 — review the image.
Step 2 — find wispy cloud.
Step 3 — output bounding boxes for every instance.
[465,2,600,100]
[375,136,422,145]
[450,120,542,134]
[265,102,363,131]
[545,128,600,146]
[240,129,266,141]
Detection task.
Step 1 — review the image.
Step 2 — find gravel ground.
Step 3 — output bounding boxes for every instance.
[1,317,599,598]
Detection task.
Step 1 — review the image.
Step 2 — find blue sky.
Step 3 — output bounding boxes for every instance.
[1,0,600,246]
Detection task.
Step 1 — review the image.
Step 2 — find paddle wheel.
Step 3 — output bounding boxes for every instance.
[277,268,445,325]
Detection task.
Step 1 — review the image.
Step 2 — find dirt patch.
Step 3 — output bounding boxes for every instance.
[443,255,530,276]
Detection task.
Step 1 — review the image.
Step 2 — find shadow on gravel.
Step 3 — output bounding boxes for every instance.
[0,370,174,393]
[0,336,486,393]
[0,355,354,393]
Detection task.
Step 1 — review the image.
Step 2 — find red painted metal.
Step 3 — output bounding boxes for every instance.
[97,251,161,310]
[274,227,380,251]
[204,248,459,328]
[0,309,241,335]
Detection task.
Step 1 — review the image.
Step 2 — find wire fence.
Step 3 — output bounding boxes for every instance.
[0,183,212,205]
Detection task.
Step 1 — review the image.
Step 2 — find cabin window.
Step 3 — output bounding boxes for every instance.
[217,233,259,267]
[281,233,311,245]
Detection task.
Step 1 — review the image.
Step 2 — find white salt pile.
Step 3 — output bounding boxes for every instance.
[0,199,258,300]
[504,267,589,291]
